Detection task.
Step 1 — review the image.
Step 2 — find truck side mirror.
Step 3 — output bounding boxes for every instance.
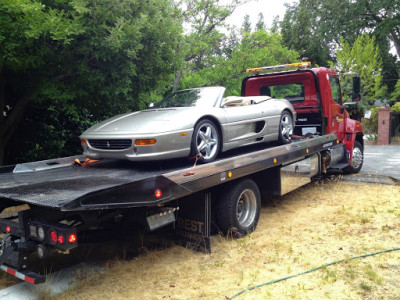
[352,76,361,102]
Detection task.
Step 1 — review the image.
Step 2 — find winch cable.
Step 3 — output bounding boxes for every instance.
[228,247,400,299]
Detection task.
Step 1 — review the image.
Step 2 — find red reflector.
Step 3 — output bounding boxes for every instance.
[68,234,77,243]
[58,235,65,244]
[25,276,36,284]
[155,189,162,198]
[7,268,16,276]
[50,230,57,243]
[5,226,11,233]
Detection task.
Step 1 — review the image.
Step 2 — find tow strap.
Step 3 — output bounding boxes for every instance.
[73,158,99,167]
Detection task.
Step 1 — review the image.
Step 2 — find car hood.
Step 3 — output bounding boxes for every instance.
[82,108,201,136]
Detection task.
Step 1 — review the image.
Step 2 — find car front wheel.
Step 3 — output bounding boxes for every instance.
[190,119,220,164]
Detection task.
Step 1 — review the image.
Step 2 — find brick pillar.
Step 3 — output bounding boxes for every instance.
[377,107,392,145]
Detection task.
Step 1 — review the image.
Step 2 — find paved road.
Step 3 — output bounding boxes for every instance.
[362,145,400,180]
[344,144,400,184]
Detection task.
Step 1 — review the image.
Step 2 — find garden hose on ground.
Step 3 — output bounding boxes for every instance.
[228,247,400,299]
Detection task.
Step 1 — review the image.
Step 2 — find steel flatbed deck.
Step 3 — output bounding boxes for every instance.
[0,134,338,211]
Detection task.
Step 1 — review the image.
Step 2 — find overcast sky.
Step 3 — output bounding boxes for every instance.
[226,0,298,29]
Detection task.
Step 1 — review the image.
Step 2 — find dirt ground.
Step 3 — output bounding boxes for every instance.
[50,180,399,300]
[1,180,400,299]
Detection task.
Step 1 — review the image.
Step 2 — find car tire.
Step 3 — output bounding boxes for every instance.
[216,179,261,237]
[190,119,220,164]
[278,111,293,144]
[345,140,364,173]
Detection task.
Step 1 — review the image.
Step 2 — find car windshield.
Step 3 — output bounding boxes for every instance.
[154,87,224,108]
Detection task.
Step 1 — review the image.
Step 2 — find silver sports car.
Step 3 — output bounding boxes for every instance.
[80,87,296,163]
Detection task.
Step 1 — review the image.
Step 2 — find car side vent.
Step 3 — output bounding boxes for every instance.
[88,139,132,150]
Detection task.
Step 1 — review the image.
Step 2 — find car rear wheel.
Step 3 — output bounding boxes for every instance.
[190,119,220,163]
[278,111,293,144]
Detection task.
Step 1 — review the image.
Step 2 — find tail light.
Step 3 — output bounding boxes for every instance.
[28,222,78,250]
[49,230,58,244]
[68,234,77,244]
[58,234,65,244]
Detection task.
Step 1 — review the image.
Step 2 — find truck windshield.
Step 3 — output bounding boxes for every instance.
[154,87,224,108]
[260,83,305,103]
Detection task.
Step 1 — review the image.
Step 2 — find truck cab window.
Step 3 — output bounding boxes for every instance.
[330,76,342,105]
[260,83,304,103]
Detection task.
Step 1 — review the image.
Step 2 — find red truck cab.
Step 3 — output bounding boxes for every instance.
[242,62,364,173]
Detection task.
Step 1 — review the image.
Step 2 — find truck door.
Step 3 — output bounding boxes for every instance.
[327,76,345,141]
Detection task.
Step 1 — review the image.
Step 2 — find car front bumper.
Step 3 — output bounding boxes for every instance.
[81,129,193,161]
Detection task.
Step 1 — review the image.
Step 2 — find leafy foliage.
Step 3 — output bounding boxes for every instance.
[392,102,400,113]
[180,30,299,96]
[332,35,387,116]
[280,0,400,96]
[0,0,181,165]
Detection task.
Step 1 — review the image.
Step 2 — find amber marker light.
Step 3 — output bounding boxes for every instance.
[306,149,310,154]
[180,132,187,137]
[81,139,87,146]
[228,171,232,178]
[273,158,277,164]
[135,139,156,146]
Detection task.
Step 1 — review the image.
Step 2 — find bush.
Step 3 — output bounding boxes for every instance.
[392,102,400,113]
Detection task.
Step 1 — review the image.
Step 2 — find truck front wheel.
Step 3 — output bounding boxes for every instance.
[346,140,364,173]
[216,178,261,236]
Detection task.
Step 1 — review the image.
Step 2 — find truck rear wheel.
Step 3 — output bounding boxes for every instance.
[216,178,261,236]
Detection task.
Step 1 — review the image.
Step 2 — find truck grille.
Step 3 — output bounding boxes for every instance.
[88,139,132,150]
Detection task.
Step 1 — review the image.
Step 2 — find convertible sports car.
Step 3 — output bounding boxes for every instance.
[80,87,296,163]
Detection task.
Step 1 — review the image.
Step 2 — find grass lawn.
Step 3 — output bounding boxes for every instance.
[1,180,400,299]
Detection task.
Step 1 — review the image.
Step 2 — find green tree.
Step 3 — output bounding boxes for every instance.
[255,13,265,32]
[280,0,399,95]
[172,0,249,92]
[332,35,387,115]
[241,14,252,33]
[0,0,181,165]
[180,30,299,95]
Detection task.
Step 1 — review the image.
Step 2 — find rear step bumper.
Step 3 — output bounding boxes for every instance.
[0,264,45,284]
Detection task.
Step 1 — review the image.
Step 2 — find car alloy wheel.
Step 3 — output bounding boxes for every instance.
[195,120,219,162]
[279,111,293,144]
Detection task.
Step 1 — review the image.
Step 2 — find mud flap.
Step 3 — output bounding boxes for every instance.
[175,192,211,253]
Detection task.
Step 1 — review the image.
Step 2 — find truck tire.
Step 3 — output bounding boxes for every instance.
[346,140,364,173]
[216,178,261,237]
[190,119,220,164]
[278,111,293,144]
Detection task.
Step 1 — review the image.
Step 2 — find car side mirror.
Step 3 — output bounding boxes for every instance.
[352,76,361,102]
[147,102,154,109]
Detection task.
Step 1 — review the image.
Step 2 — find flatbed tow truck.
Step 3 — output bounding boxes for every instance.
[0,62,364,284]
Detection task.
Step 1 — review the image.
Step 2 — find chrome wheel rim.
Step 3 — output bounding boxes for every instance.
[196,123,218,160]
[280,114,293,141]
[352,146,363,169]
[236,189,257,228]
